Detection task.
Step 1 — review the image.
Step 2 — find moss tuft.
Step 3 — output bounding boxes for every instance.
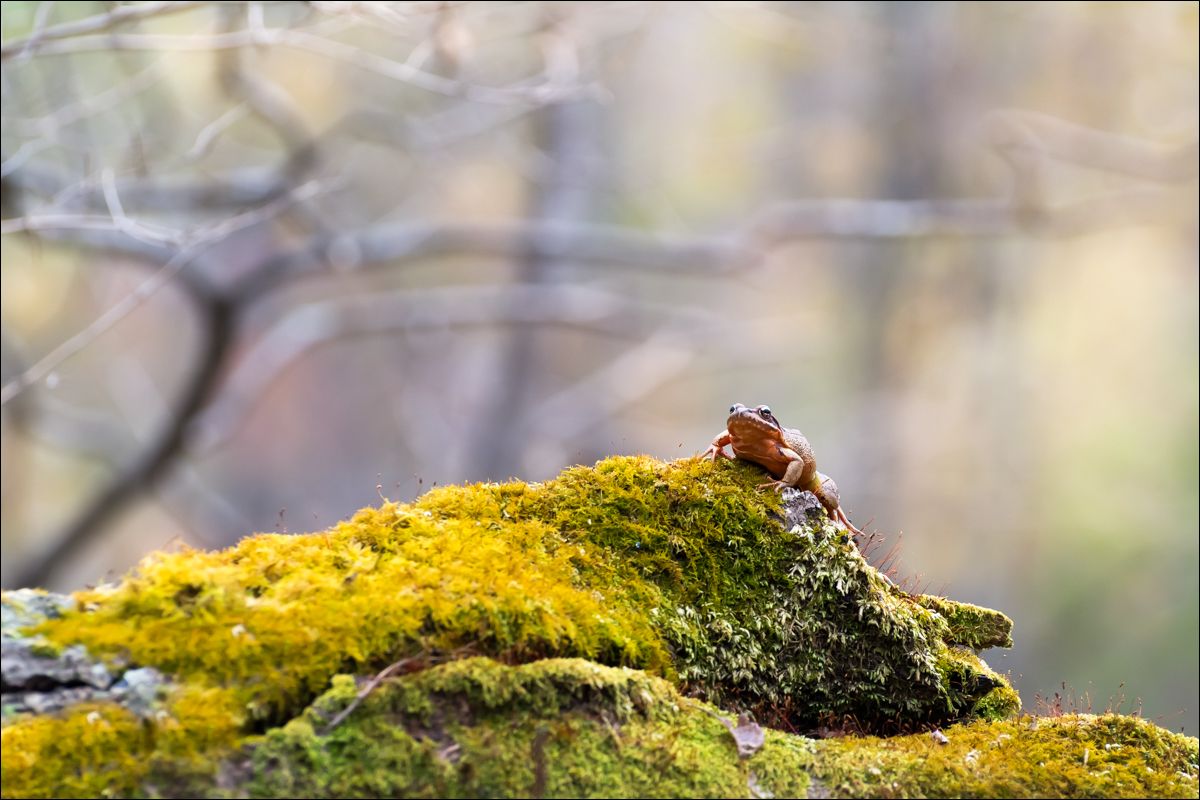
[172,660,1200,799]
[918,595,1014,650]
[37,501,670,724]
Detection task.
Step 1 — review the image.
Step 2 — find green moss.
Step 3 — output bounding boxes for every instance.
[243,657,758,799]
[971,685,1023,721]
[810,713,1199,798]
[172,660,1199,799]
[935,647,1020,720]
[747,730,817,798]
[918,595,1014,650]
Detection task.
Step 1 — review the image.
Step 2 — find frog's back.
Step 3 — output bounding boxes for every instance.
[782,427,815,461]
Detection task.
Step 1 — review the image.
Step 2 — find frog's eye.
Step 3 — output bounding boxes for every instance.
[729,405,738,414]
[759,406,772,418]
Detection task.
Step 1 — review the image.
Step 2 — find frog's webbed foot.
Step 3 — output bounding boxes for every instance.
[756,480,790,492]
[702,431,734,461]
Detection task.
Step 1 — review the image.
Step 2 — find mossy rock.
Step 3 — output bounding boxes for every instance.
[4,455,1189,798]
[6,658,1194,798]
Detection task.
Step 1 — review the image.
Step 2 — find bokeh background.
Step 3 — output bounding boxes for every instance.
[2,2,1197,734]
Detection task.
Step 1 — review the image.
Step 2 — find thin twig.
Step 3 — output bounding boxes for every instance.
[319,656,418,735]
[0,213,178,242]
[319,643,477,735]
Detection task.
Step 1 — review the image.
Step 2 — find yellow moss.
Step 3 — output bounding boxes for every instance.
[0,687,240,800]
[42,505,670,722]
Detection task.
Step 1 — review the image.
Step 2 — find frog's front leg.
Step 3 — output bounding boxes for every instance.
[702,430,734,461]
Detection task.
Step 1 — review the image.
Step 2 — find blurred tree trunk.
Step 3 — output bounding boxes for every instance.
[469,95,604,481]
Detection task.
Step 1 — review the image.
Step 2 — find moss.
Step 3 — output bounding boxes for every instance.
[918,595,1014,650]
[747,730,817,798]
[179,660,1199,799]
[31,456,1007,734]
[38,502,670,724]
[243,657,759,799]
[810,713,1199,798]
[8,455,1031,794]
[971,685,1023,721]
[935,647,1020,721]
[0,687,240,799]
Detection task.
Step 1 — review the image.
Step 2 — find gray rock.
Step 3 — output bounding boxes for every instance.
[1,589,74,636]
[0,588,137,719]
[779,486,832,530]
[16,687,109,715]
[1,639,114,691]
[113,667,167,714]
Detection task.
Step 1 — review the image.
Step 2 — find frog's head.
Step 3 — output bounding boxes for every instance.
[726,403,785,442]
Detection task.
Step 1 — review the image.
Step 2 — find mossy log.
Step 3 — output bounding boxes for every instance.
[2,456,1194,798]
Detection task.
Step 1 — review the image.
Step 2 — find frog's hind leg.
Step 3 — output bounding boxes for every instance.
[832,506,864,536]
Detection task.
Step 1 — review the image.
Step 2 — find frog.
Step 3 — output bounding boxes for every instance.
[703,403,864,535]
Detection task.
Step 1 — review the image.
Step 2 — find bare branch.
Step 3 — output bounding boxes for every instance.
[0,213,178,242]
[9,1,58,61]
[987,109,1199,183]
[318,643,475,736]
[1,1,210,60]
[184,103,250,161]
[10,292,233,589]
[7,58,168,137]
[189,284,718,454]
[7,24,594,105]
[215,5,316,162]
[0,181,325,407]
[234,220,756,299]
[6,162,296,212]
[319,656,418,735]
[530,328,699,441]
[529,317,801,448]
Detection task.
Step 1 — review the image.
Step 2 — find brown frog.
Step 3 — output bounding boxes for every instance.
[703,403,864,535]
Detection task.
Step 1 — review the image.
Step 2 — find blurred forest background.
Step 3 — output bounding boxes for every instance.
[1,2,1196,734]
